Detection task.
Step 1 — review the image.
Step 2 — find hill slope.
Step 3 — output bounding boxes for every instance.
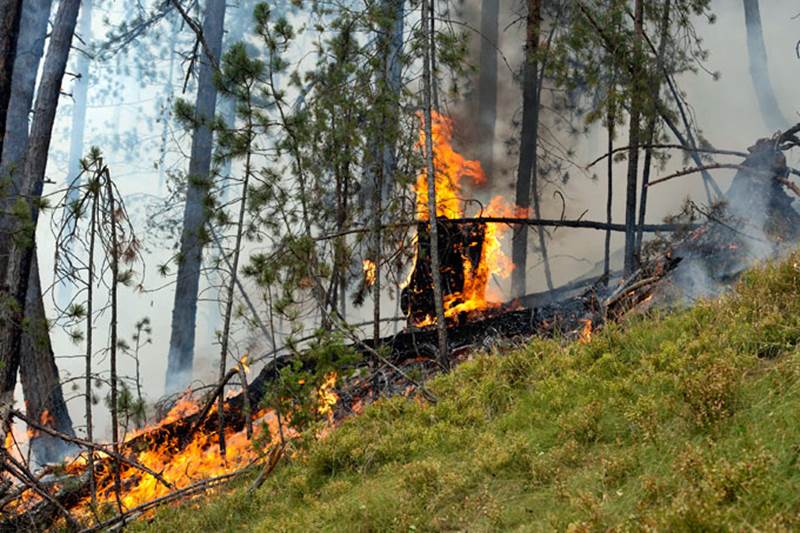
[136,252,800,531]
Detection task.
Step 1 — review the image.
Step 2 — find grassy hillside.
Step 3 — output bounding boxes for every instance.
[136,252,800,531]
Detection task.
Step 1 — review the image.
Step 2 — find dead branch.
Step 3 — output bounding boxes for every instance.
[77,463,257,533]
[586,144,748,169]
[646,164,752,187]
[179,368,240,447]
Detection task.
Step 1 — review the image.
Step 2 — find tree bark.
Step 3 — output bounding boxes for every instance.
[636,0,671,257]
[166,0,227,393]
[421,0,448,364]
[19,255,76,464]
[0,0,80,438]
[1,0,51,172]
[0,0,74,466]
[477,0,499,180]
[623,0,643,276]
[57,0,92,307]
[604,104,613,281]
[0,0,23,157]
[511,0,543,297]
[742,0,787,132]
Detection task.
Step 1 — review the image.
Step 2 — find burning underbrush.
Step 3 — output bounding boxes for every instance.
[131,250,800,531]
[5,123,800,530]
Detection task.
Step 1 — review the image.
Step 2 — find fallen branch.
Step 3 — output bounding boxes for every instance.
[77,463,258,533]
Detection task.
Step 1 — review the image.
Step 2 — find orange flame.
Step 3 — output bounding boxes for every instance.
[316,372,339,424]
[579,319,593,344]
[412,111,516,324]
[363,259,377,287]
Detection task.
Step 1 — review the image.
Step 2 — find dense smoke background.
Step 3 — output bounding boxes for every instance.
[16,0,800,440]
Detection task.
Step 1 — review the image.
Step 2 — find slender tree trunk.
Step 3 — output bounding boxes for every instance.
[57,0,92,307]
[0,0,80,440]
[105,173,123,513]
[636,0,671,257]
[429,0,440,111]
[421,0,448,365]
[166,0,226,393]
[742,0,787,131]
[85,188,98,511]
[0,0,23,156]
[623,0,643,276]
[604,104,613,282]
[217,115,253,458]
[478,0,499,180]
[370,0,405,346]
[511,0,542,298]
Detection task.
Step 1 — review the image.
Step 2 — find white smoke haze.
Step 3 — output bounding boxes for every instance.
[12,0,800,442]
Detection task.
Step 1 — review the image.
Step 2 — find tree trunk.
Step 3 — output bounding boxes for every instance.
[623,0,643,276]
[511,0,542,297]
[0,0,80,436]
[57,0,92,307]
[19,255,76,464]
[421,0,448,364]
[477,0,499,180]
[742,0,787,132]
[165,0,227,393]
[0,0,74,466]
[1,0,51,172]
[604,104,613,282]
[636,0,671,257]
[0,0,23,156]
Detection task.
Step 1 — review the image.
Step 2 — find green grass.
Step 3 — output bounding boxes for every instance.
[135,252,800,531]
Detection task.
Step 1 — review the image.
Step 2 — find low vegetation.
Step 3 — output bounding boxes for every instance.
[136,252,800,531]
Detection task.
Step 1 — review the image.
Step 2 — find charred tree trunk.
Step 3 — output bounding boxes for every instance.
[636,0,671,257]
[742,0,787,132]
[0,0,80,436]
[421,0,448,363]
[604,103,614,281]
[166,0,227,393]
[623,0,643,276]
[477,0,499,180]
[0,0,23,156]
[511,0,545,297]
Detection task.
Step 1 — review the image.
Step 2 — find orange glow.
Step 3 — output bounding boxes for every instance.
[412,111,516,324]
[579,319,593,344]
[363,259,377,287]
[316,372,339,424]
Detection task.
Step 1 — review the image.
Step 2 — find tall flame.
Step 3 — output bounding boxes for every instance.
[413,111,515,324]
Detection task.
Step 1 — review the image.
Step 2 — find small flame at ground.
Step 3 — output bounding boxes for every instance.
[579,319,593,344]
[317,372,339,424]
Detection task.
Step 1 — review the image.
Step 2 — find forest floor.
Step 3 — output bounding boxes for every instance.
[133,251,800,531]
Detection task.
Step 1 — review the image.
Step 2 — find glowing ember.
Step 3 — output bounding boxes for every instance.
[410,111,516,325]
[579,319,593,344]
[363,259,377,287]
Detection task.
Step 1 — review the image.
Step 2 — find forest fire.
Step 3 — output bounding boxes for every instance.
[3,374,345,527]
[402,112,516,326]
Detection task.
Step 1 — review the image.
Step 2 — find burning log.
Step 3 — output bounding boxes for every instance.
[401,219,485,325]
